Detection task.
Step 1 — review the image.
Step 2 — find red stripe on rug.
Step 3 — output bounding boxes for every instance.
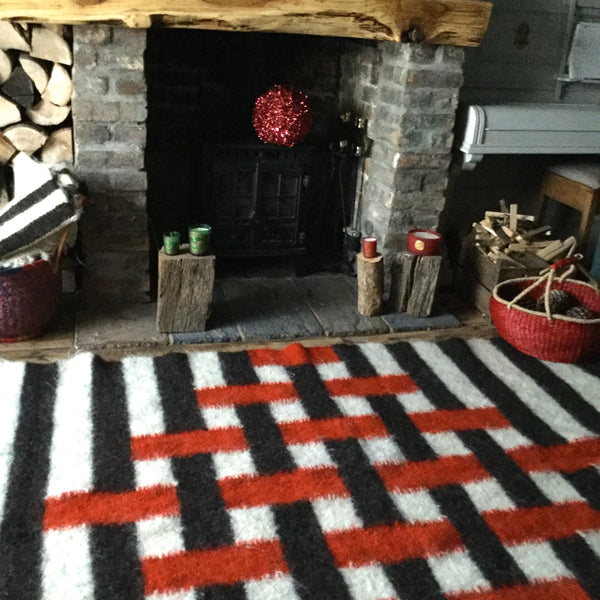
[509,437,600,474]
[196,381,297,407]
[43,484,179,530]
[131,427,248,460]
[279,414,389,444]
[326,374,418,397]
[326,520,463,567]
[410,407,511,433]
[219,466,349,508]
[446,578,591,600]
[484,501,600,545]
[142,540,287,594]
[249,343,340,367]
[377,455,489,491]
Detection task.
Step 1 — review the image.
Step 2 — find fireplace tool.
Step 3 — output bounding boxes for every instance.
[342,115,370,263]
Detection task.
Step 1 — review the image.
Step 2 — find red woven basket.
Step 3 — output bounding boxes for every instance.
[0,259,62,342]
[490,277,600,363]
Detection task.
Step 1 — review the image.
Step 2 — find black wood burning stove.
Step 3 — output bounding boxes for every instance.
[201,143,325,257]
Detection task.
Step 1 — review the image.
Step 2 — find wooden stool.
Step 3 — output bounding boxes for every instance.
[537,163,600,247]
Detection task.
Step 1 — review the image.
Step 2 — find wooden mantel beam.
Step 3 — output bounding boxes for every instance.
[0,0,492,47]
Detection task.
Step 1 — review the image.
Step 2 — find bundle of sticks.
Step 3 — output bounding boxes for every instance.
[471,201,576,269]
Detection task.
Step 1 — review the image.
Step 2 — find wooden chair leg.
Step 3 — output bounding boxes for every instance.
[536,176,550,226]
[578,191,600,246]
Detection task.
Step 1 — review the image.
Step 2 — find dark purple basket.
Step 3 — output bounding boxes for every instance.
[0,259,62,342]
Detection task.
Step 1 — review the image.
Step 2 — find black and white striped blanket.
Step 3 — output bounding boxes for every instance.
[1,338,599,600]
[0,153,79,264]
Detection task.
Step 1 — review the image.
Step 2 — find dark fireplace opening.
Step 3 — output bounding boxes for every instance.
[144,29,364,293]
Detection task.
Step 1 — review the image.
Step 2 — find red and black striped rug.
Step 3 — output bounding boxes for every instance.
[1,337,599,600]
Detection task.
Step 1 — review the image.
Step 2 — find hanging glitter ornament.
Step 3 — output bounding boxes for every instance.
[252,84,313,147]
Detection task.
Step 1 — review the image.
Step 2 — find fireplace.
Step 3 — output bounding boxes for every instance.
[70,24,465,304]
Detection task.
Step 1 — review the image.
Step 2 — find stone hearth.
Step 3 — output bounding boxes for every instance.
[70,25,464,304]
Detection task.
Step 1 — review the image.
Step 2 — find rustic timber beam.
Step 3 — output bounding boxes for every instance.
[0,0,492,47]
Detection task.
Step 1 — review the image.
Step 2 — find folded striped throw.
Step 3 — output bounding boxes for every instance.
[0,153,80,264]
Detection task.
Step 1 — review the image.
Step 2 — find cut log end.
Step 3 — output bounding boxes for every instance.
[357,252,384,317]
[2,123,48,154]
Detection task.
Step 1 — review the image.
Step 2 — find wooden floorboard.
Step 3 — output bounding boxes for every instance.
[219,277,324,342]
[293,275,390,336]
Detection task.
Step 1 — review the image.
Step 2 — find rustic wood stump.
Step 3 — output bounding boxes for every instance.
[390,251,442,318]
[357,252,384,316]
[157,246,215,333]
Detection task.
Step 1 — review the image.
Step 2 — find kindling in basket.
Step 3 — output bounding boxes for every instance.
[489,255,600,363]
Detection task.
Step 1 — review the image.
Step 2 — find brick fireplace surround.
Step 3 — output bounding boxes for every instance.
[71,25,464,304]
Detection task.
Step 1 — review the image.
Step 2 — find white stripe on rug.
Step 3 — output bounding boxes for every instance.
[43,353,95,600]
[467,338,594,442]
[46,353,94,497]
[543,361,600,411]
[410,339,494,408]
[0,360,25,526]
[121,354,188,587]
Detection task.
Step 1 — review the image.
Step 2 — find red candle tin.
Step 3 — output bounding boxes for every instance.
[362,236,378,258]
[407,229,442,255]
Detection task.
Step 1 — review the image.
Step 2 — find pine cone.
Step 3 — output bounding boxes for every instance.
[565,305,596,320]
[535,289,574,314]
[517,296,537,311]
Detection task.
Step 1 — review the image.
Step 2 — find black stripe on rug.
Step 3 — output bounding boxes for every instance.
[274,501,353,600]
[335,342,448,599]
[384,558,446,600]
[341,343,439,461]
[491,337,600,435]
[332,343,378,377]
[385,341,465,410]
[220,350,296,474]
[155,353,243,600]
[288,360,342,420]
[565,467,600,511]
[438,338,566,446]
[458,429,551,508]
[431,484,528,588]
[90,356,144,600]
[0,363,57,600]
[155,353,235,554]
[552,535,600,599]
[327,438,403,526]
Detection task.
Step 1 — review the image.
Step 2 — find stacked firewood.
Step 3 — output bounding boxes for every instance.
[0,21,72,164]
[472,202,576,269]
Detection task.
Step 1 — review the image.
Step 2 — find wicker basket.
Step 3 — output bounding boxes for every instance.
[490,277,600,363]
[0,259,62,342]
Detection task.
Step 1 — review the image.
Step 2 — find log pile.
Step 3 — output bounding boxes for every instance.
[0,21,72,165]
[472,202,576,270]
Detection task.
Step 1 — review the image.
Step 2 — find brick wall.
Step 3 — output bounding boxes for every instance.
[70,27,464,302]
[340,41,464,261]
[72,25,149,304]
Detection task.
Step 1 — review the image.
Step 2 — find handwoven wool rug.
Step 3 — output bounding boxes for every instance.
[1,337,599,600]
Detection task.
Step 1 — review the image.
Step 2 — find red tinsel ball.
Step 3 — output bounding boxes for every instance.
[252,85,313,147]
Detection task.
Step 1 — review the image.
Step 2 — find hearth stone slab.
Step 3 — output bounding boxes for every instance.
[220,277,323,342]
[293,275,390,336]
[382,306,460,332]
[76,303,169,350]
[170,284,242,345]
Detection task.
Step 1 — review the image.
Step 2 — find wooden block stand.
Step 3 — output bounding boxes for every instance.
[390,251,442,318]
[156,247,215,333]
[357,252,384,316]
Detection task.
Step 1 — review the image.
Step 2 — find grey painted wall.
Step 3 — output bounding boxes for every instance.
[442,0,600,266]
[460,0,600,105]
